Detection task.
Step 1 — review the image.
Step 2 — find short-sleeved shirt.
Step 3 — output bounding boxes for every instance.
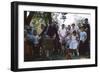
[80,31,87,42]
[58,28,66,38]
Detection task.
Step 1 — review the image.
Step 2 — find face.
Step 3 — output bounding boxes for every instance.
[62,24,65,29]
[72,24,75,28]
[27,29,32,33]
[33,30,37,35]
[85,18,88,24]
[68,25,71,29]
[73,31,76,36]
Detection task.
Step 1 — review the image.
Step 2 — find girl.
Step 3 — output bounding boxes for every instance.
[66,31,79,59]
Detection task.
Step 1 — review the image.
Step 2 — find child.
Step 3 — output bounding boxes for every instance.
[66,31,79,59]
[32,30,40,58]
[71,23,79,34]
[79,26,87,57]
[65,32,71,50]
[32,30,40,45]
[24,30,33,61]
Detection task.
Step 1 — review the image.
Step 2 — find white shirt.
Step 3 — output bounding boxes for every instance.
[58,28,66,38]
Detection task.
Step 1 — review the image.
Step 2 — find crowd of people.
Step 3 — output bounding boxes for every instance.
[24,18,90,61]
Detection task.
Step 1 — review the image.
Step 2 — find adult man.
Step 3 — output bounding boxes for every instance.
[83,18,90,57]
[58,24,66,44]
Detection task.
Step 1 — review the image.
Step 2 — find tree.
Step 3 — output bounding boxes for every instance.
[24,11,35,25]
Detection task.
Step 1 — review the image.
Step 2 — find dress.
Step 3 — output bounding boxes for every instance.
[69,35,78,49]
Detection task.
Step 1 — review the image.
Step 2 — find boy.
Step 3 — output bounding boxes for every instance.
[79,26,87,57]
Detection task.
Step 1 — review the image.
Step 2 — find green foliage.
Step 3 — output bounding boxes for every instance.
[31,12,52,33]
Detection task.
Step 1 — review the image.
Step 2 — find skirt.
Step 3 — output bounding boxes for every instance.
[69,40,78,49]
